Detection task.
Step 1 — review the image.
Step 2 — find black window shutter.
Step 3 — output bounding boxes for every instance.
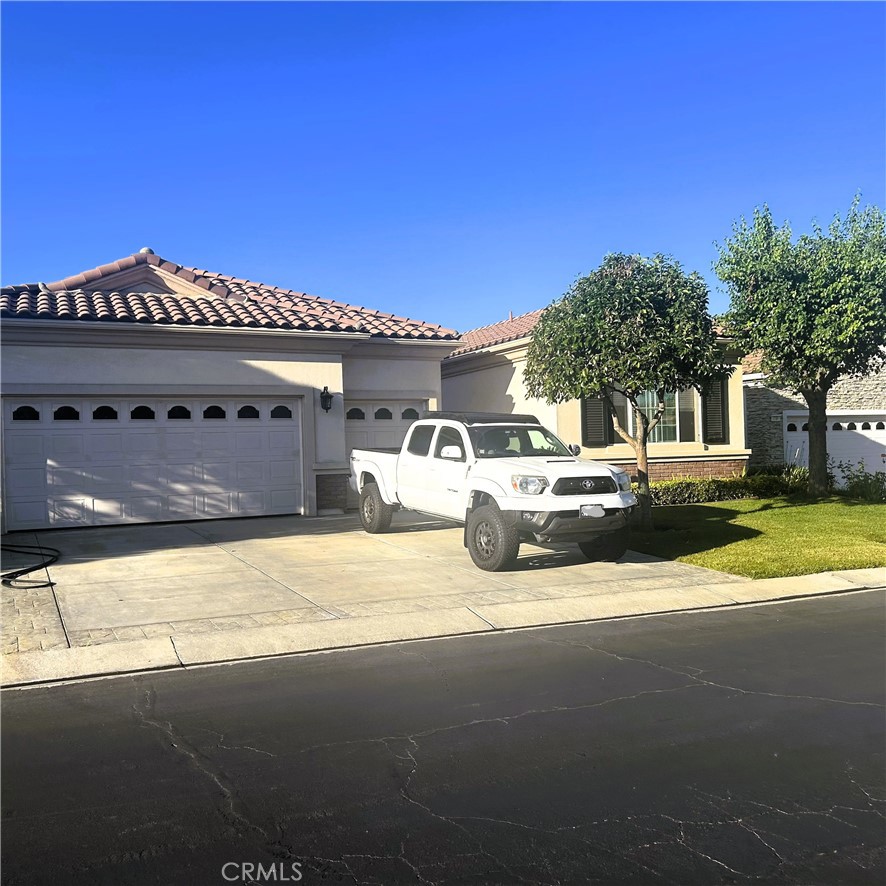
[702,378,728,444]
[581,397,614,447]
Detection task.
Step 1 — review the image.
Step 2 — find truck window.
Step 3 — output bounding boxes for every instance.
[434,426,466,462]
[469,425,571,457]
[406,425,435,456]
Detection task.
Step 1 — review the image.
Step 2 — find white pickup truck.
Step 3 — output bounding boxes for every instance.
[349,412,637,571]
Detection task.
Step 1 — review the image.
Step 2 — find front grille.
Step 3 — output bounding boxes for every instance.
[551,476,617,495]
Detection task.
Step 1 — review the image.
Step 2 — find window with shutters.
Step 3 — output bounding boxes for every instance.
[581,388,702,447]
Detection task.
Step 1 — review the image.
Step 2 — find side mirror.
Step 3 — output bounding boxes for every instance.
[569,444,582,456]
[440,445,464,461]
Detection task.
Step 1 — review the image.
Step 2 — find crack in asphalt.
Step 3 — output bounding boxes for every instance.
[527,631,885,709]
[187,724,278,757]
[132,687,271,839]
[131,686,303,875]
[123,626,883,886]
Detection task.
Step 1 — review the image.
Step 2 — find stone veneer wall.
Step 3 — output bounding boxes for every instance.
[316,474,349,512]
[745,366,886,466]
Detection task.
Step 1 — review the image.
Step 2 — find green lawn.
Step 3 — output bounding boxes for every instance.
[631,497,886,579]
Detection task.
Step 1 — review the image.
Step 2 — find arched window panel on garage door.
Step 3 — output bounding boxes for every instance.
[237,405,260,419]
[271,405,293,419]
[131,405,156,420]
[93,405,119,420]
[203,405,227,420]
[346,408,365,420]
[12,405,40,421]
[53,405,80,421]
[167,405,192,420]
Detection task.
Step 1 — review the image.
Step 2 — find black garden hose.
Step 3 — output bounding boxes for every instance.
[1,544,61,589]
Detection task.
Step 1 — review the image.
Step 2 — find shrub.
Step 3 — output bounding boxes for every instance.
[636,473,797,506]
[638,460,885,505]
[832,460,886,503]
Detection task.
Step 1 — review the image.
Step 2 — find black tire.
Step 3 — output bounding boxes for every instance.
[578,528,630,562]
[466,505,520,571]
[359,482,393,533]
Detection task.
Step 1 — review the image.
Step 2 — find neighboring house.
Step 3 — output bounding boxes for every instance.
[0,249,458,531]
[742,353,886,473]
[442,310,750,480]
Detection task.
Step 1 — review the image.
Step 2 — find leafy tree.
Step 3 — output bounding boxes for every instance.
[524,253,731,530]
[716,198,886,497]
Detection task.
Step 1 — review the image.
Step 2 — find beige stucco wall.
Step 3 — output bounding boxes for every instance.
[441,343,558,428]
[444,340,749,463]
[343,352,446,410]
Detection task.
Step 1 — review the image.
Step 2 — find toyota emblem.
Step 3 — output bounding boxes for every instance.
[581,479,594,490]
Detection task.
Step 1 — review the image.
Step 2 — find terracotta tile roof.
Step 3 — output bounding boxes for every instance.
[1,251,458,341]
[741,350,764,374]
[447,309,545,357]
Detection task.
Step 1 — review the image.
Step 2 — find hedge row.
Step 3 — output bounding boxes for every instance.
[634,473,801,506]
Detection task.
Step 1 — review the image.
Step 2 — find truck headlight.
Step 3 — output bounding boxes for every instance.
[615,471,632,492]
[512,475,548,495]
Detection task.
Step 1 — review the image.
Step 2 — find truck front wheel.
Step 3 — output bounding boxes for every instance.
[359,483,394,533]
[578,528,630,562]
[467,505,520,571]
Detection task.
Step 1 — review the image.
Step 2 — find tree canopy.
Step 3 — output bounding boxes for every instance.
[525,253,729,405]
[716,197,886,392]
[716,197,886,495]
[525,253,729,528]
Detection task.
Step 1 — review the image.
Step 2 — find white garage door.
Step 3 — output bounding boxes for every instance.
[3,398,303,530]
[344,400,424,507]
[784,411,886,481]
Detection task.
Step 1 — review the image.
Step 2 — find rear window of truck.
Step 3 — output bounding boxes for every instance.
[406,425,435,456]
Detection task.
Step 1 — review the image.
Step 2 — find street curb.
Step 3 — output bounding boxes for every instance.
[2,575,883,689]
[0,637,180,686]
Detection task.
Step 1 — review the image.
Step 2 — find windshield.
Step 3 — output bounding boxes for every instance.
[468,425,572,459]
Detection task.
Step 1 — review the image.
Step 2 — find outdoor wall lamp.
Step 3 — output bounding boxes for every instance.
[319,386,334,413]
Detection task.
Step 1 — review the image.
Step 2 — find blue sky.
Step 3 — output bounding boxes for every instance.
[2,1,883,333]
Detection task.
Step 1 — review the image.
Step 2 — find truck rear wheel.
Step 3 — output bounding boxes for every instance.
[467,505,520,571]
[578,528,630,562]
[359,483,393,533]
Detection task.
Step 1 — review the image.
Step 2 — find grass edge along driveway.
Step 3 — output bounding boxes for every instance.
[631,497,886,579]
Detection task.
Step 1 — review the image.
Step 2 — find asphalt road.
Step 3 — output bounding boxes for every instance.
[2,591,884,886]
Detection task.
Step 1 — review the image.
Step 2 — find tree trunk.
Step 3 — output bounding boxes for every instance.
[633,439,654,531]
[802,386,830,497]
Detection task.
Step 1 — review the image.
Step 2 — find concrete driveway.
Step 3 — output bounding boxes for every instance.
[3,512,880,686]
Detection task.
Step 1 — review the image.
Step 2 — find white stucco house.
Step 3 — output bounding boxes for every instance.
[0,249,458,531]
